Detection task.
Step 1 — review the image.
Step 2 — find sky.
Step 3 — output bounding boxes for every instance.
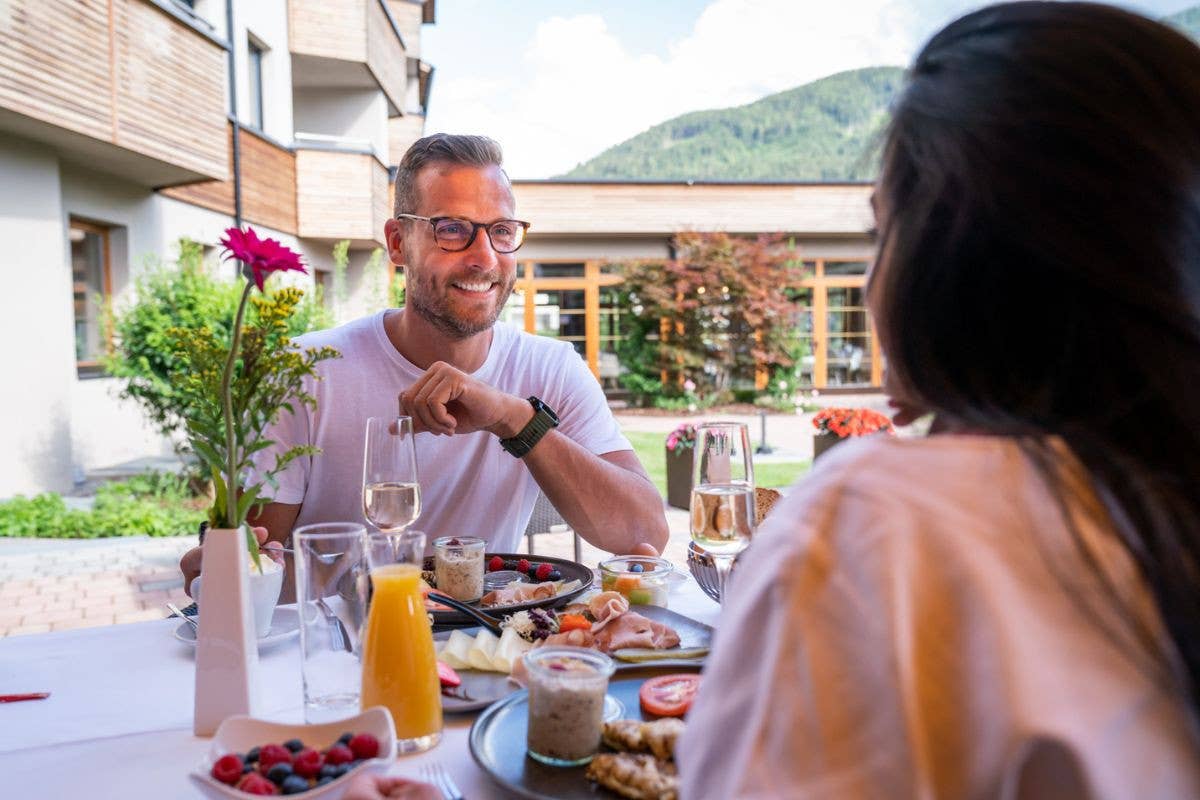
[421,0,1197,178]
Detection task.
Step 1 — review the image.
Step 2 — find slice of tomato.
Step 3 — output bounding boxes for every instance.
[638,673,700,717]
[437,660,461,688]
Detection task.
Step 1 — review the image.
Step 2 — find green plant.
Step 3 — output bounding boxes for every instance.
[169,228,338,550]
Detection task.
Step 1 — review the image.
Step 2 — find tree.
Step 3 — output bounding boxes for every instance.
[616,231,809,407]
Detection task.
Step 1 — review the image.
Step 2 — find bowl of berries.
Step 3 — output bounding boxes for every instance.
[190,706,396,798]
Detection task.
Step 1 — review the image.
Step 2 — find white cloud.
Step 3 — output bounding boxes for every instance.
[427,0,1200,177]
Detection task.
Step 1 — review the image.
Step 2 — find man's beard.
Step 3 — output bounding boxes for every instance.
[405,270,516,340]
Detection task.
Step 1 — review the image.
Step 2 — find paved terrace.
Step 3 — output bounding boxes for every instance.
[0,398,892,638]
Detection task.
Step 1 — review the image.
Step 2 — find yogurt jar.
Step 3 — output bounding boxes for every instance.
[524,647,615,767]
[432,536,486,602]
[599,556,673,607]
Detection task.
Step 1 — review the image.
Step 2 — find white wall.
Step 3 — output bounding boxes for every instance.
[302,240,393,323]
[234,0,294,142]
[0,138,76,498]
[293,88,389,159]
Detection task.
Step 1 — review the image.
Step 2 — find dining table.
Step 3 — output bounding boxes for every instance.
[0,568,720,799]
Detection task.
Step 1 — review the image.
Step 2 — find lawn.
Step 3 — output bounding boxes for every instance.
[622,430,810,496]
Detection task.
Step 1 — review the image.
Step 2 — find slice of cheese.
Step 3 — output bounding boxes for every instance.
[490,626,532,673]
[467,629,500,671]
[440,629,474,670]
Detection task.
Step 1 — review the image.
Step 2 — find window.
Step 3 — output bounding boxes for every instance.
[70,221,111,374]
[247,39,265,130]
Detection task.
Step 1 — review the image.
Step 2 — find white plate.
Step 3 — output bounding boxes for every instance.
[190,705,395,800]
[175,607,300,649]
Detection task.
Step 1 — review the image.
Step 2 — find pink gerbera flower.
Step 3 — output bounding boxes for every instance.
[220,226,307,290]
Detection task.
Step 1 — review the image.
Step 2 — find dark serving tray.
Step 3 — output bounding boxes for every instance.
[424,552,593,626]
[469,661,703,799]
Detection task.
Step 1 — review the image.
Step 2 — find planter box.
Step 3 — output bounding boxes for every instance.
[665,446,694,510]
[813,432,845,461]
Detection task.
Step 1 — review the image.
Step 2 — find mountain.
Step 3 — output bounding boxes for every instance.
[1166,4,1200,39]
[557,66,903,182]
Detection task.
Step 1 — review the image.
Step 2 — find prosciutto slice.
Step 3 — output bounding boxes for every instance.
[588,591,631,632]
[592,611,681,653]
[481,581,557,606]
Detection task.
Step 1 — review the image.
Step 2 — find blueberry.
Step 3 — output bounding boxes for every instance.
[267,762,294,785]
[245,746,260,763]
[630,563,645,573]
[317,776,335,787]
[337,732,355,746]
[527,565,540,579]
[548,569,562,581]
[281,774,311,794]
[319,764,338,779]
[242,763,254,774]
[504,559,517,570]
[283,738,304,753]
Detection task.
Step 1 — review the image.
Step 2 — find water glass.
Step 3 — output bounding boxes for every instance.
[690,421,755,601]
[294,522,369,723]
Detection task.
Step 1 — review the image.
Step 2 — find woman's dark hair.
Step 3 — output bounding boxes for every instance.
[873,1,1200,720]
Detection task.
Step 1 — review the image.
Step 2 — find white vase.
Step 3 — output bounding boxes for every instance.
[193,526,260,736]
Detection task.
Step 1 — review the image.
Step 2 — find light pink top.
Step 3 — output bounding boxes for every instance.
[678,434,1200,799]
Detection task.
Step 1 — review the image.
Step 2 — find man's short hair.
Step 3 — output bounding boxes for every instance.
[393,134,505,217]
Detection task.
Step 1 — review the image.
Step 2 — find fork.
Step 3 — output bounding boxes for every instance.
[422,763,465,800]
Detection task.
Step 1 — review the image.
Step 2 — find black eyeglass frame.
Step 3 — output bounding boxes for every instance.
[396,213,532,254]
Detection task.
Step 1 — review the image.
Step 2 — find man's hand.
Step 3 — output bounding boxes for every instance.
[626,542,660,557]
[179,526,283,597]
[400,361,531,438]
[342,774,441,800]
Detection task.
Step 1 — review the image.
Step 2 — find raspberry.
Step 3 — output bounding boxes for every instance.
[211,753,244,785]
[516,558,531,574]
[236,772,279,795]
[348,732,380,760]
[292,747,323,779]
[487,555,504,572]
[257,743,292,772]
[324,744,354,765]
[535,562,553,581]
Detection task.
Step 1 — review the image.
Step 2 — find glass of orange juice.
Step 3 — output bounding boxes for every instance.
[361,529,442,753]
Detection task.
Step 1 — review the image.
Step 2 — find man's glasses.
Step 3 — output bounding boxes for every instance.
[396,214,531,254]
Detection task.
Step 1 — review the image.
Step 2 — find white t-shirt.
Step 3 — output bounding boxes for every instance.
[678,434,1200,800]
[248,311,630,551]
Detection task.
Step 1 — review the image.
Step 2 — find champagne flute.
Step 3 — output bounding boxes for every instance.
[362,416,421,533]
[689,422,755,602]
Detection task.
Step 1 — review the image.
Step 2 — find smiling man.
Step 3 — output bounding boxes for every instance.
[180,134,667,593]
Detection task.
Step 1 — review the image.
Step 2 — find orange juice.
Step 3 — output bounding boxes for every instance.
[360,563,442,748]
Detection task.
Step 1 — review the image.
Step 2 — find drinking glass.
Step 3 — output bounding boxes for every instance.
[361,529,442,753]
[689,422,755,601]
[294,522,369,723]
[362,416,421,533]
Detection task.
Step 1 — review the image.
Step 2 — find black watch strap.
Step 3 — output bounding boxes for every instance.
[500,396,559,458]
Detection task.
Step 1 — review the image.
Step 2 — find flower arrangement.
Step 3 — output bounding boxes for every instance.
[168,227,338,565]
[812,407,895,439]
[666,422,698,453]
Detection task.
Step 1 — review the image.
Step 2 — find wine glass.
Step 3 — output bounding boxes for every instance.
[689,422,755,602]
[362,416,421,533]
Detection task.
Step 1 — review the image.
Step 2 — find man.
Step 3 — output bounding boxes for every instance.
[181,134,667,591]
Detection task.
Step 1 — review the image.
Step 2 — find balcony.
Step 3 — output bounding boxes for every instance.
[295,141,389,247]
[0,0,229,186]
[288,0,409,117]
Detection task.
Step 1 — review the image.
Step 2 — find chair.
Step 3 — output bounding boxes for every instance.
[524,490,581,562]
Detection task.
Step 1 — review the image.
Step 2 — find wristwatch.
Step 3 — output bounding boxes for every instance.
[499,396,559,458]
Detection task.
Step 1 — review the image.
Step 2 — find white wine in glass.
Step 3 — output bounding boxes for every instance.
[689,422,755,601]
[362,416,421,533]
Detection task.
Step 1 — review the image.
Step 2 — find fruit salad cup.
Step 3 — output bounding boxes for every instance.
[598,556,673,607]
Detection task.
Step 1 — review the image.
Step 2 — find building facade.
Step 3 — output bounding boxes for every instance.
[0,0,434,498]
[506,180,880,394]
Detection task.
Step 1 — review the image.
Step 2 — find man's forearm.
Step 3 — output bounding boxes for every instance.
[521,431,669,554]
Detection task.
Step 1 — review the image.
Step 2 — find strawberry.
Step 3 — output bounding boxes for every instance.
[211,753,244,785]
[292,747,323,778]
[324,744,354,765]
[348,732,380,760]
[535,562,553,581]
[516,558,531,574]
[487,555,504,572]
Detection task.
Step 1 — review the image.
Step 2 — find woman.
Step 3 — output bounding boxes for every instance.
[679,3,1200,797]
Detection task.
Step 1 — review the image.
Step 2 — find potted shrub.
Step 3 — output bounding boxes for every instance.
[664,422,698,509]
[812,407,895,460]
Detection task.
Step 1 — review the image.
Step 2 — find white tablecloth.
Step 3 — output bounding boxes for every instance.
[0,576,720,798]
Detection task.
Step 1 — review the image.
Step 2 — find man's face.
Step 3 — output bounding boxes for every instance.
[388,163,519,340]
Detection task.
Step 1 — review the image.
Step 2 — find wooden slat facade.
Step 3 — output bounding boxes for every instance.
[295,148,388,244]
[287,0,366,62]
[387,0,424,56]
[0,0,227,181]
[366,0,407,114]
[388,113,425,167]
[161,124,297,235]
